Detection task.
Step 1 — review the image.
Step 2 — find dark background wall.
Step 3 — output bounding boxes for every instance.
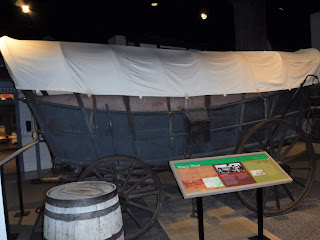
[0,0,319,51]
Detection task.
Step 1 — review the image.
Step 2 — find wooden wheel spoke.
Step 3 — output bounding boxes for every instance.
[242,147,250,153]
[281,150,307,165]
[275,125,289,159]
[128,191,159,200]
[126,207,143,229]
[247,189,257,202]
[279,135,302,162]
[263,187,270,210]
[119,166,132,174]
[130,185,156,195]
[95,168,113,173]
[121,162,136,191]
[274,186,280,210]
[264,124,279,156]
[103,168,113,173]
[125,174,151,194]
[269,145,276,157]
[290,167,312,171]
[268,128,276,156]
[293,179,306,188]
[253,134,267,151]
[112,161,119,186]
[281,185,295,202]
[127,201,154,214]
[92,168,105,181]
[117,167,138,178]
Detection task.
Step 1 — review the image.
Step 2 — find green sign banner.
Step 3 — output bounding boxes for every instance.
[174,153,269,169]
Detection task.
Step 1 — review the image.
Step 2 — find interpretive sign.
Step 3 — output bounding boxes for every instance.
[170,152,292,198]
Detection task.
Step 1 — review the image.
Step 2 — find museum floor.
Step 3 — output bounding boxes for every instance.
[1,149,320,240]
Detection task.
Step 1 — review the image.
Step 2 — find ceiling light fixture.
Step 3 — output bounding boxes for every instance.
[151,2,158,7]
[201,13,207,20]
[279,7,284,11]
[21,5,30,14]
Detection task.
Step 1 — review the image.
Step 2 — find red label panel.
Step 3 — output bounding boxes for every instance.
[214,162,256,187]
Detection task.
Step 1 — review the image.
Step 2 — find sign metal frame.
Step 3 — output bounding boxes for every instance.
[169,151,293,199]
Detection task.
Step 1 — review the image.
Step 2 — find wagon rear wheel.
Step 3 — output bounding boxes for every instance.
[78,155,163,240]
[235,119,315,216]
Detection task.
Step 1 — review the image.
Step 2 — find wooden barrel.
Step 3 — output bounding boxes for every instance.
[43,181,124,240]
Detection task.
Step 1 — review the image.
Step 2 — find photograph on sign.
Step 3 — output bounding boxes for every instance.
[170,152,292,198]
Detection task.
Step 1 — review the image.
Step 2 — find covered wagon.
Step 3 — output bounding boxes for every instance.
[1,36,320,239]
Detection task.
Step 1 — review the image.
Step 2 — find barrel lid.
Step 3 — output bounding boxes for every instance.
[46,181,117,207]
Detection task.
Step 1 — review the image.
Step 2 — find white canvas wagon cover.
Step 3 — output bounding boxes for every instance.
[0,36,319,97]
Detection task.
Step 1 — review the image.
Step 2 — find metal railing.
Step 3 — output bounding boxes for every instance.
[0,140,38,239]
[0,141,38,167]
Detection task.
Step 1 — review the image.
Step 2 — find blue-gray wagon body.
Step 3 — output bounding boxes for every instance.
[24,89,306,168]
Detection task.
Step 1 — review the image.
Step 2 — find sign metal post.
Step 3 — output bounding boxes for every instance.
[170,152,292,240]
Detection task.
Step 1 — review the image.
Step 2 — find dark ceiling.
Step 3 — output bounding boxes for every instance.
[0,0,320,51]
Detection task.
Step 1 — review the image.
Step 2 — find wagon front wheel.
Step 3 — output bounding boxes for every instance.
[78,155,163,240]
[235,119,315,216]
